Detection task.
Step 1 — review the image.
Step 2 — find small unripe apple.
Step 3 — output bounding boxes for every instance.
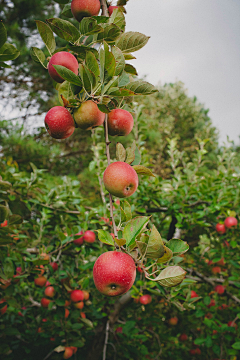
[50,262,58,272]
[168,316,178,325]
[74,301,84,309]
[139,294,152,305]
[93,251,136,296]
[45,106,75,140]
[190,290,199,298]
[84,230,95,243]
[71,0,101,22]
[73,231,84,245]
[107,109,134,136]
[179,333,188,341]
[214,285,225,295]
[216,223,226,234]
[224,216,238,228]
[70,290,84,302]
[34,276,47,287]
[45,286,55,298]
[48,51,78,83]
[108,5,118,16]
[82,290,89,300]
[103,161,138,198]
[73,100,105,130]
[63,346,73,359]
[41,298,51,308]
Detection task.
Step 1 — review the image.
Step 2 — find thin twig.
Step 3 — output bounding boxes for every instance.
[103,320,110,360]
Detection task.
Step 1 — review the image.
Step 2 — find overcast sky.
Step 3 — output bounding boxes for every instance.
[125,0,240,145]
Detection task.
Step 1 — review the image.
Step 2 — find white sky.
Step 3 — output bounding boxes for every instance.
[125,0,240,144]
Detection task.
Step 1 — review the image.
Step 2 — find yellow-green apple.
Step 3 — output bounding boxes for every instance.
[41,298,51,308]
[48,51,79,83]
[74,301,84,309]
[139,294,152,305]
[103,161,138,198]
[84,230,95,243]
[71,0,101,22]
[63,347,73,359]
[45,106,75,139]
[168,316,178,325]
[82,290,89,300]
[73,231,84,245]
[215,223,226,234]
[50,262,58,271]
[107,109,134,136]
[214,285,225,295]
[73,100,105,130]
[70,290,84,302]
[34,276,47,287]
[108,5,118,15]
[224,216,238,228]
[44,286,55,298]
[93,251,136,296]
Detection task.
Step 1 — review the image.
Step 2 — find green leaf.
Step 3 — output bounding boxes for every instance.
[104,41,116,78]
[146,225,164,259]
[61,4,73,18]
[79,18,103,36]
[125,141,136,164]
[126,80,158,95]
[103,76,119,95]
[53,65,82,86]
[157,246,173,263]
[118,71,130,87]
[35,20,56,55]
[0,61,11,68]
[122,200,132,222]
[109,8,126,31]
[0,43,20,62]
[80,318,93,328]
[8,214,23,225]
[112,46,125,76]
[0,205,8,223]
[132,165,155,177]
[131,147,141,166]
[5,328,20,336]
[154,266,186,287]
[124,53,136,60]
[232,342,240,350]
[0,22,7,49]
[4,259,14,278]
[97,24,122,43]
[194,338,206,345]
[57,81,74,104]
[68,44,98,59]
[116,143,126,162]
[0,180,12,191]
[86,51,100,78]
[115,31,150,53]
[46,18,80,43]
[124,64,138,75]
[79,64,92,93]
[99,47,105,83]
[96,230,115,246]
[123,216,150,247]
[30,47,47,68]
[166,239,189,255]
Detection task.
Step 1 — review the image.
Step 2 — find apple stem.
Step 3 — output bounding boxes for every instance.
[100,0,109,17]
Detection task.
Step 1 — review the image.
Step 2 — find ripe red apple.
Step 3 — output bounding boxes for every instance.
[93,251,136,296]
[179,333,188,341]
[108,5,118,15]
[70,347,77,354]
[34,276,47,287]
[73,100,105,130]
[65,300,71,307]
[139,294,152,305]
[0,299,7,315]
[82,290,89,300]
[103,161,138,198]
[63,346,73,359]
[45,280,51,287]
[65,308,70,318]
[70,290,84,302]
[195,348,201,355]
[214,285,225,295]
[45,106,75,139]
[216,258,225,266]
[84,230,95,243]
[80,312,86,318]
[137,266,144,273]
[73,231,84,245]
[45,286,55,298]
[224,216,238,228]
[41,298,51,308]
[115,326,123,334]
[212,266,221,274]
[216,223,226,234]
[190,290,199,298]
[50,262,58,272]
[107,109,134,136]
[0,220,8,227]
[48,51,79,83]
[71,0,101,22]
[168,316,178,325]
[74,301,84,309]
[207,299,216,308]
[16,266,22,274]
[228,321,237,329]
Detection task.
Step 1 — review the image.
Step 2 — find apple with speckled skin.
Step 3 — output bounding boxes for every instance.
[73,100,105,130]
[45,106,75,139]
[84,230,95,243]
[48,51,79,83]
[139,294,152,305]
[70,290,84,302]
[41,298,51,308]
[71,0,101,22]
[224,216,238,228]
[73,231,84,245]
[103,161,138,198]
[216,223,226,234]
[107,109,134,136]
[45,286,55,298]
[93,251,136,296]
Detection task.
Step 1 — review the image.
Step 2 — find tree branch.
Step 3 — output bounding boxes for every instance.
[100,0,109,17]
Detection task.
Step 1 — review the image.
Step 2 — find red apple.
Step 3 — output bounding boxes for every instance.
[179,333,188,341]
[190,290,199,298]
[93,251,136,296]
[80,312,86,318]
[228,321,237,329]
[70,290,84,302]
[34,276,47,287]
[84,230,95,243]
[73,231,84,245]
[70,347,77,354]
[65,300,71,307]
[216,258,225,266]
[224,216,238,228]
[108,5,119,16]
[16,267,22,274]
[63,346,73,359]
[168,316,178,325]
[71,0,101,22]
[0,220,8,227]
[48,51,78,83]
[115,326,123,333]
[82,290,89,300]
[50,262,58,272]
[0,299,7,316]
[45,286,55,298]
[216,223,226,234]
[73,100,105,130]
[103,161,138,198]
[195,348,201,355]
[45,106,75,140]
[212,266,221,274]
[0,278,11,289]
[45,280,51,287]
[139,294,152,305]
[107,109,134,136]
[137,266,144,273]
[74,301,84,309]
[41,298,51,308]
[214,285,225,295]
[65,308,70,318]
[207,299,216,308]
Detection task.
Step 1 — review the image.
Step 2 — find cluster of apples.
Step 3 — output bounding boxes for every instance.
[215,216,238,234]
[73,229,96,245]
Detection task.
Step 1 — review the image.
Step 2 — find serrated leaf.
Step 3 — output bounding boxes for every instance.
[124,64,138,75]
[157,246,173,263]
[54,345,65,353]
[35,20,56,55]
[146,225,164,259]
[136,233,149,255]
[53,65,81,86]
[107,88,135,97]
[68,44,98,59]
[30,47,47,68]
[116,143,126,162]
[126,80,158,95]
[0,43,20,62]
[154,266,186,287]
[79,64,92,93]
[103,76,119,95]
[80,18,103,36]
[61,4,73,18]
[46,18,80,42]
[115,31,150,53]
[0,21,7,49]
[131,147,141,166]
[97,104,110,113]
[166,239,189,255]
[109,8,126,31]
[104,41,116,78]
[118,71,130,87]
[0,205,9,222]
[97,24,122,43]
[96,230,115,246]
[125,141,136,164]
[132,165,155,177]
[86,51,100,78]
[123,216,150,247]
[112,46,125,76]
